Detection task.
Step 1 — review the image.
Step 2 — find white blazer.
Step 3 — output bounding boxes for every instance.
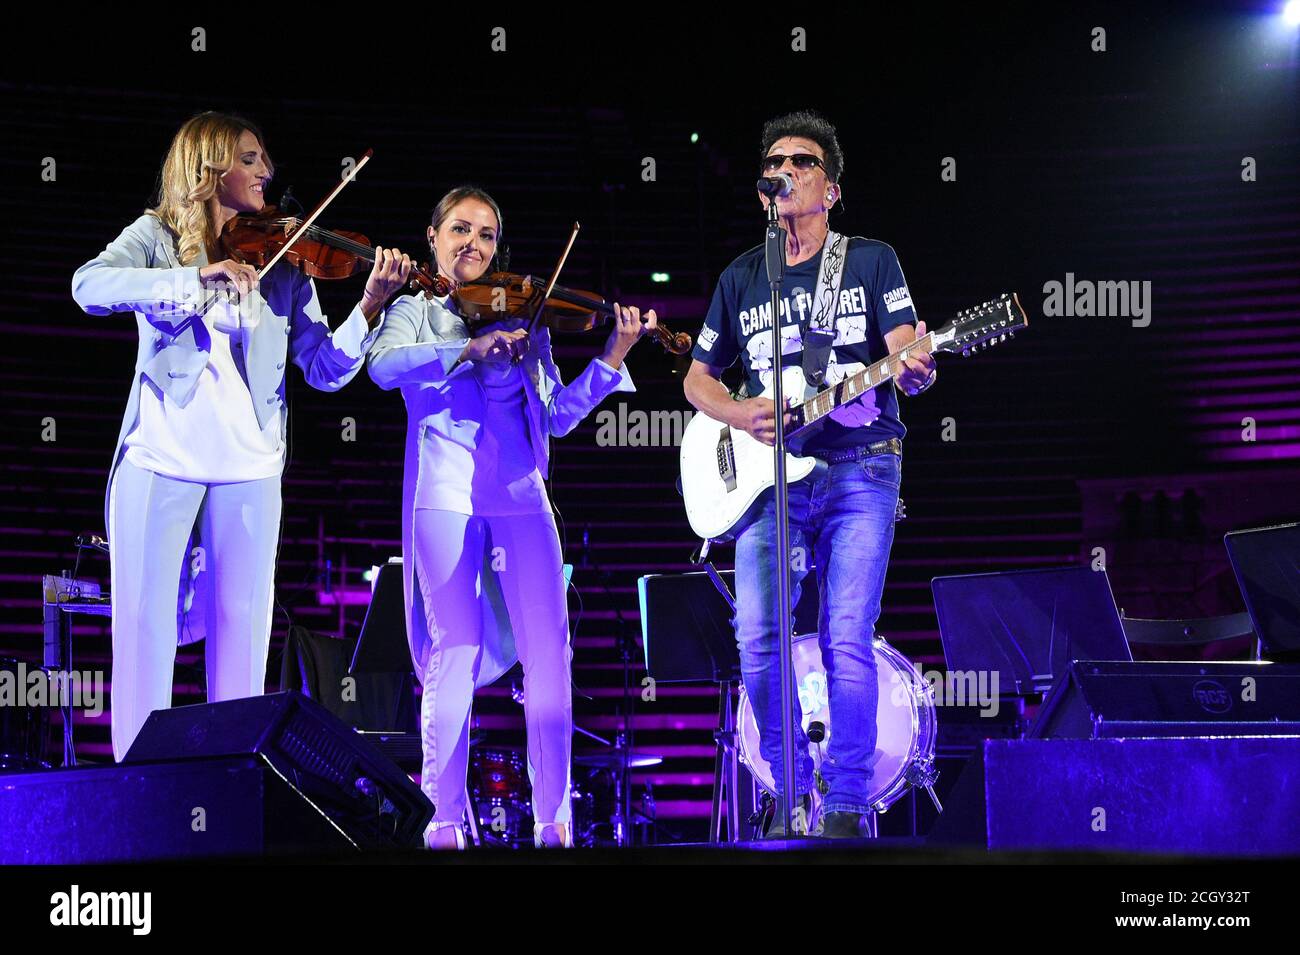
[368,292,634,687]
[72,213,378,644]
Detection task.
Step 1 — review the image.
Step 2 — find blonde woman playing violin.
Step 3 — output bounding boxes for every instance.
[72,111,412,760]
[368,185,656,849]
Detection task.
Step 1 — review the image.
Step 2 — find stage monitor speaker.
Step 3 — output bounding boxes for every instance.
[0,757,355,863]
[1029,660,1300,739]
[930,737,1300,856]
[123,690,431,850]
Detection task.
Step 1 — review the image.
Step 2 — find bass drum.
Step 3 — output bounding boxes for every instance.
[736,634,937,813]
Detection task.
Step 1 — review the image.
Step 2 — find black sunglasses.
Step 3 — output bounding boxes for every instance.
[761,153,826,175]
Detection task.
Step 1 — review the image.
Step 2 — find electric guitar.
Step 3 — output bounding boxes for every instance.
[679,293,1028,540]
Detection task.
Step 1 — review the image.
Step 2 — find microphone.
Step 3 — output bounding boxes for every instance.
[756,173,793,197]
[75,534,110,554]
[807,720,826,744]
[280,185,303,217]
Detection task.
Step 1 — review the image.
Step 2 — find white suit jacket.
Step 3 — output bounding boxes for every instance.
[72,213,379,643]
[367,292,634,686]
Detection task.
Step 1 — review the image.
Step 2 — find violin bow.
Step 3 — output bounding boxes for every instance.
[193,148,374,320]
[523,221,582,338]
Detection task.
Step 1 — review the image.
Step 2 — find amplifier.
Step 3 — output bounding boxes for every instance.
[1029,660,1300,739]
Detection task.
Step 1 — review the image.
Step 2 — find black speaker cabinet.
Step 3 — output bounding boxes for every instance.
[1029,661,1300,739]
[123,690,431,850]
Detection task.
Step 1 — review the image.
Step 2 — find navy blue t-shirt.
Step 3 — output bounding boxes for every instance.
[692,237,918,452]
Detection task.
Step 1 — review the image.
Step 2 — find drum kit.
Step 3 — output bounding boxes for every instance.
[462,631,938,846]
[463,685,663,848]
[466,738,661,848]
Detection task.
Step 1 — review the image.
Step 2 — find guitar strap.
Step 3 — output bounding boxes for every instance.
[799,231,848,387]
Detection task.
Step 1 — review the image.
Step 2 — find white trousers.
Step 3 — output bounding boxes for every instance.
[108,457,281,760]
[413,508,573,828]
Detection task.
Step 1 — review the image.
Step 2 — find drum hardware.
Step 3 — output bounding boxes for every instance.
[691,559,749,843]
[639,565,818,844]
[576,538,646,846]
[573,749,664,769]
[463,738,640,848]
[479,696,662,848]
[468,747,532,847]
[574,722,663,846]
[904,760,943,813]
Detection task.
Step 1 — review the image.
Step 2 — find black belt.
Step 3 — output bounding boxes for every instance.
[817,438,903,465]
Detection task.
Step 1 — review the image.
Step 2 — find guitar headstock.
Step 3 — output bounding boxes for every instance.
[930,292,1029,357]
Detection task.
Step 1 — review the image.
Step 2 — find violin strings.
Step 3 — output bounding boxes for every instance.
[302,224,375,260]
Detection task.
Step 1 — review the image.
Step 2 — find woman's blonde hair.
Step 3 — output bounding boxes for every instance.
[147,111,273,266]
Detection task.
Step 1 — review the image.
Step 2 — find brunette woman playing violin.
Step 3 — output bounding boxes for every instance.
[71,112,413,760]
[368,185,658,849]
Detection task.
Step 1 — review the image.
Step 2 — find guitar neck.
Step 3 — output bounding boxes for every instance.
[795,331,935,429]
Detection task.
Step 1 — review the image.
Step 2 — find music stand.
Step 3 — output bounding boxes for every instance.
[1225,522,1300,661]
[343,558,420,775]
[931,565,1133,698]
[638,569,820,842]
[351,558,412,675]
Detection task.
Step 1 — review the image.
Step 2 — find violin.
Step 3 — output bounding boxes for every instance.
[451,272,693,355]
[220,206,442,298]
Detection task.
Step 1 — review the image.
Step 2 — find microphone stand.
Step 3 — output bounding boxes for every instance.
[763,197,799,836]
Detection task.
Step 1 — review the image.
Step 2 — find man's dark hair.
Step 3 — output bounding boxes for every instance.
[760,110,844,183]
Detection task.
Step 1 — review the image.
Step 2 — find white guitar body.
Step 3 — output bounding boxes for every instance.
[679,366,821,541]
[679,292,1028,541]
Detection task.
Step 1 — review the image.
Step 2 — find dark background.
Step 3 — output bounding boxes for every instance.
[3,2,1298,837]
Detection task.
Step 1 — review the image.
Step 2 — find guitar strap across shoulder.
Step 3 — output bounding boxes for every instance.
[799,231,848,387]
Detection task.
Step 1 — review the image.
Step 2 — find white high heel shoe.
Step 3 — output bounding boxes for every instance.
[424,822,467,850]
[533,822,573,849]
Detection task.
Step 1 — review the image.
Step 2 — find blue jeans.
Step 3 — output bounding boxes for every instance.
[734,453,900,815]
